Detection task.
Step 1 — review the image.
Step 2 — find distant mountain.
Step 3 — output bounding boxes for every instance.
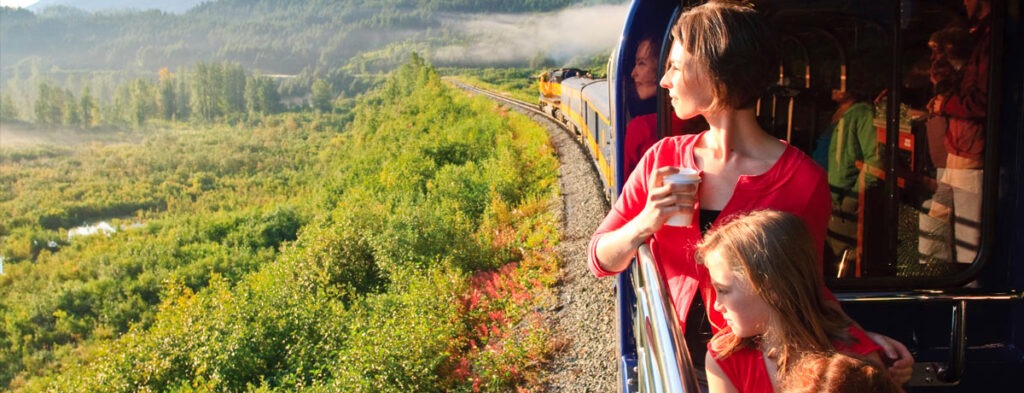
[2,0,625,102]
[28,0,207,14]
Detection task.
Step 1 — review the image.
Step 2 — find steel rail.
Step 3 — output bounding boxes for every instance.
[632,245,702,393]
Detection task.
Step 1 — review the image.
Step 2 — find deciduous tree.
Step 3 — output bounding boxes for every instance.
[310,79,333,113]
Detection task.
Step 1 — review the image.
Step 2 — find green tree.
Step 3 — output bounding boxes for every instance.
[175,77,191,120]
[61,88,80,127]
[79,86,97,127]
[188,62,249,121]
[128,79,156,127]
[310,79,333,113]
[223,63,246,114]
[157,67,177,120]
[34,82,62,124]
[0,93,18,120]
[245,75,280,115]
[190,62,220,121]
[112,81,132,125]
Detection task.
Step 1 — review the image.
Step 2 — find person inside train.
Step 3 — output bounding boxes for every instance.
[921,25,972,182]
[919,25,971,264]
[586,0,912,384]
[624,33,706,176]
[822,80,882,268]
[920,0,990,265]
[697,210,903,393]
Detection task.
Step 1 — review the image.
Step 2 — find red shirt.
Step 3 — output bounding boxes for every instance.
[941,16,990,161]
[623,113,707,177]
[710,328,884,393]
[588,132,832,333]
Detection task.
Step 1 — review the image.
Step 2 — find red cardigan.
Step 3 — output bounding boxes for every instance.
[588,132,832,333]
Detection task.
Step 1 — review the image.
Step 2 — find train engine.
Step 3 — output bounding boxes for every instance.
[537,67,587,121]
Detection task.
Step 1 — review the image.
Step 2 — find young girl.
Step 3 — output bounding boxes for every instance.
[696,210,900,392]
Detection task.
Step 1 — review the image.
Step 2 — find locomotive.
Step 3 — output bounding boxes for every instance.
[541,0,1024,391]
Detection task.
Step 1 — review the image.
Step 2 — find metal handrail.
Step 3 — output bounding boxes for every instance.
[630,244,702,393]
[835,290,1021,384]
[834,290,1022,303]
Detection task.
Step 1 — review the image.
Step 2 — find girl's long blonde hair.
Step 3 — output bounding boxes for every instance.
[696,210,852,374]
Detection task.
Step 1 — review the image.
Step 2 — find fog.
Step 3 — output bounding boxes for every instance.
[433,3,630,65]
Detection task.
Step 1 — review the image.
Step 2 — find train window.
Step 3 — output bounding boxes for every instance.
[757,0,998,287]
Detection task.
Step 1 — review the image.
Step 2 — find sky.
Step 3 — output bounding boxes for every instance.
[1,0,37,8]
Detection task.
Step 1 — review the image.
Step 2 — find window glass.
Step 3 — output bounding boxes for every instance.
[888,0,990,279]
[759,0,993,284]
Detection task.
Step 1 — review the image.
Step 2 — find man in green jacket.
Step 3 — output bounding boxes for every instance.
[825,88,881,268]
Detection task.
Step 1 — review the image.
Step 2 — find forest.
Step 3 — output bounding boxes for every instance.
[1,54,565,391]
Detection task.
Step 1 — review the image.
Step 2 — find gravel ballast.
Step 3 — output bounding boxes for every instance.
[520,110,620,392]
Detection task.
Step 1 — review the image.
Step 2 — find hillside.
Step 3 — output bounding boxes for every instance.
[28,0,205,14]
[1,0,624,77]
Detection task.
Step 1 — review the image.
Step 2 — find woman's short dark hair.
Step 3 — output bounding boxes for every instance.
[671,0,778,111]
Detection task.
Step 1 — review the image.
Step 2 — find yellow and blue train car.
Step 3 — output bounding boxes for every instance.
[559,76,616,198]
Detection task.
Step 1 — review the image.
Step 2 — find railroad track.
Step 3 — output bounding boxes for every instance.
[446,79,565,128]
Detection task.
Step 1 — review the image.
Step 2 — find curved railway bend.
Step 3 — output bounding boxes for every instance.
[450,81,619,392]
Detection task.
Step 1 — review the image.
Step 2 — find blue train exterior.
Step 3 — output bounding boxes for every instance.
[544,0,1024,391]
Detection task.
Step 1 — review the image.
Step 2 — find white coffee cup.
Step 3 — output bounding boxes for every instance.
[663,168,701,227]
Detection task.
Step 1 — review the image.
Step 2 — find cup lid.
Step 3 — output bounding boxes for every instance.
[666,168,701,182]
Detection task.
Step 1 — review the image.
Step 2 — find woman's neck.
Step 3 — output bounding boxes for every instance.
[700,107,778,161]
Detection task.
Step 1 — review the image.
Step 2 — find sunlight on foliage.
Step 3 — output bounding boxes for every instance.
[3,54,563,392]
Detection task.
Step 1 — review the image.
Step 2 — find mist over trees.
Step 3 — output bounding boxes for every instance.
[2,0,618,75]
[1,0,623,126]
[16,61,325,128]
[27,0,207,14]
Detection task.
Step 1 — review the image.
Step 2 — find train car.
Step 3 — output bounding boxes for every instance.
[558,75,618,198]
[546,0,1024,391]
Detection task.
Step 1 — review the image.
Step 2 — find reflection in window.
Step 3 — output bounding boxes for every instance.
[762,0,993,283]
[914,0,990,272]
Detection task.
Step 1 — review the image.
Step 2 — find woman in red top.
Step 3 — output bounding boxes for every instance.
[697,210,900,393]
[587,0,912,384]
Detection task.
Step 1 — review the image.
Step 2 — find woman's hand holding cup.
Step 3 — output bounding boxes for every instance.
[662,167,701,226]
[640,167,701,232]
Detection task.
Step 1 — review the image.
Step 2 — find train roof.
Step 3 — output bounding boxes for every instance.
[559,76,598,90]
[582,80,609,115]
[562,77,609,113]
